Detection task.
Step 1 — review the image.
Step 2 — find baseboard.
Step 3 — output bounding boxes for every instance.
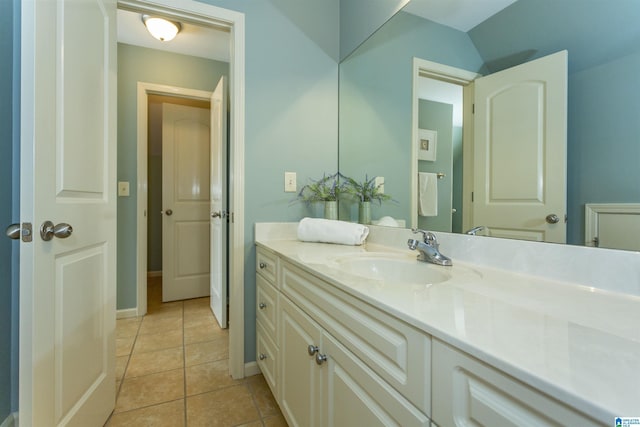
[116,308,139,319]
[244,361,261,377]
[0,412,18,427]
[147,271,162,278]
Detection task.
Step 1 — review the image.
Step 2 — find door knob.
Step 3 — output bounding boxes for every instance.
[40,221,73,241]
[162,209,173,216]
[545,214,560,224]
[211,211,222,218]
[5,224,20,240]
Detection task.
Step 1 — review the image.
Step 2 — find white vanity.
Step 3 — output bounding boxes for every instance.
[255,223,640,427]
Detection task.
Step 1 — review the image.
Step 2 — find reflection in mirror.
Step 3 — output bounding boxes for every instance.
[339,0,640,248]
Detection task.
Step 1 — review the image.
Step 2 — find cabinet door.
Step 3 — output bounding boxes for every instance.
[321,333,430,427]
[280,297,323,427]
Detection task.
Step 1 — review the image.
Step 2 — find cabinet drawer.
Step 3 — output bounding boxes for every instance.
[256,247,278,284]
[432,340,602,427]
[256,274,278,339]
[256,320,278,400]
[281,260,431,415]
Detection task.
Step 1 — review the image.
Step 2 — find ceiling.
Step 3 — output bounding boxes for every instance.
[117,8,230,62]
[403,0,518,32]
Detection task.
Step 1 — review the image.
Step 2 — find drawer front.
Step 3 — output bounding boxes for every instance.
[256,320,278,400]
[281,260,431,415]
[432,340,602,427]
[256,247,278,284]
[256,274,278,339]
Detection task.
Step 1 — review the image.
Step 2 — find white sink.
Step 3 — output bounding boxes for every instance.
[332,252,452,285]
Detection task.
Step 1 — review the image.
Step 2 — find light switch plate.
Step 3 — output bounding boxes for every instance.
[374,176,384,193]
[284,172,297,192]
[118,181,130,197]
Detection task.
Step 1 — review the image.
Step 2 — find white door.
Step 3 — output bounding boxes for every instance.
[473,50,567,243]
[20,0,117,425]
[210,77,228,328]
[162,103,211,301]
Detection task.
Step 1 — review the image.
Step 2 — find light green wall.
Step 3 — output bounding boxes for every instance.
[117,43,229,309]
[339,11,484,225]
[418,99,453,232]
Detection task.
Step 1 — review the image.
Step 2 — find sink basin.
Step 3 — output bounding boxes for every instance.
[332,253,451,285]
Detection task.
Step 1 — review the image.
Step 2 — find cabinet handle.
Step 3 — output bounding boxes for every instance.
[259,353,267,361]
[259,262,267,269]
[259,302,267,310]
[315,353,327,365]
[307,345,319,356]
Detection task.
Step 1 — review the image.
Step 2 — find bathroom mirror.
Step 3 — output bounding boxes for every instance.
[338,0,640,246]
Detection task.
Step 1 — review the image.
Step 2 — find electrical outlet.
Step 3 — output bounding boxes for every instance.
[374,176,384,193]
[118,181,130,197]
[284,172,297,192]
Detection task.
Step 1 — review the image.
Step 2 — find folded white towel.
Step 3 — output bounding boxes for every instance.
[297,217,369,246]
[418,172,438,216]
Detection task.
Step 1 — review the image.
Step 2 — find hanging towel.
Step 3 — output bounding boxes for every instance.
[418,172,438,216]
[297,217,369,246]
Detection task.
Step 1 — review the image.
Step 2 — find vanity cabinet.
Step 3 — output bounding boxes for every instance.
[256,247,431,427]
[431,340,602,427]
[256,248,279,399]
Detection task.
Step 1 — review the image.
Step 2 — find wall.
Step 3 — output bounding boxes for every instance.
[567,50,640,244]
[339,0,409,61]
[117,43,229,309]
[339,11,484,224]
[417,99,453,232]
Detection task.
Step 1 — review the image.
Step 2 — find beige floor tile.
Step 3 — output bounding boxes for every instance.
[116,336,135,357]
[185,337,228,367]
[183,297,209,307]
[185,359,243,396]
[263,414,289,427]
[236,422,263,427]
[186,385,260,427]
[138,315,183,336]
[247,375,280,418]
[115,356,128,381]
[184,323,227,345]
[116,317,141,339]
[115,368,184,413]
[126,346,184,378]
[184,312,217,329]
[107,399,185,427]
[134,329,183,353]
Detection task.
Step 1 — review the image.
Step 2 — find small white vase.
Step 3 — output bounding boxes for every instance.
[359,201,371,224]
[324,200,338,220]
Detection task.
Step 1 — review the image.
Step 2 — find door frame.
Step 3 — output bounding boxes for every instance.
[410,58,480,230]
[122,0,245,379]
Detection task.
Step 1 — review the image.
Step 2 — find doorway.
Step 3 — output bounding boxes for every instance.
[119,0,245,379]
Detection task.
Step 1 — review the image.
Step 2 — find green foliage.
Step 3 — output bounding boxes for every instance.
[342,175,393,204]
[296,172,344,203]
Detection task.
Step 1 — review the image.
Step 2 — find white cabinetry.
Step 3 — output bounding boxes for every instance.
[431,340,602,427]
[256,248,279,399]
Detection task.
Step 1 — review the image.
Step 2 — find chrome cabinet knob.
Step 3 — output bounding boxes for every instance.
[259,262,267,269]
[40,221,73,241]
[315,353,327,365]
[259,353,267,361]
[259,302,267,310]
[307,345,319,356]
[545,214,560,224]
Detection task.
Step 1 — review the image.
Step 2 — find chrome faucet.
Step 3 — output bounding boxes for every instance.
[465,225,486,236]
[407,228,452,266]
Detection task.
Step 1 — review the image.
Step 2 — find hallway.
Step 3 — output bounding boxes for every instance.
[107,277,285,426]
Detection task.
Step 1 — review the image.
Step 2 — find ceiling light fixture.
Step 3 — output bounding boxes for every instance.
[142,15,181,42]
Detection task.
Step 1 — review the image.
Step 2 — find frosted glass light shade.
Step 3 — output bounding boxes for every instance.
[142,15,181,42]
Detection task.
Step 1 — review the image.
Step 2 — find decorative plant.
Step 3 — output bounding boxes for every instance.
[342,175,393,204]
[296,172,345,203]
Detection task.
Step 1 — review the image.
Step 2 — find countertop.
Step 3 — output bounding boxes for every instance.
[256,238,640,423]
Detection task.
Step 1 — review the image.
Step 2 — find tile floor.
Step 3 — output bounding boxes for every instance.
[106,277,287,427]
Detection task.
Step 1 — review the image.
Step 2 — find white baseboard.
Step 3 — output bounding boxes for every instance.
[1,412,18,427]
[116,308,139,319]
[244,361,261,377]
[147,271,162,278]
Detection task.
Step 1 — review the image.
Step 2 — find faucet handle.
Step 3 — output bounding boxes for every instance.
[411,228,436,243]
